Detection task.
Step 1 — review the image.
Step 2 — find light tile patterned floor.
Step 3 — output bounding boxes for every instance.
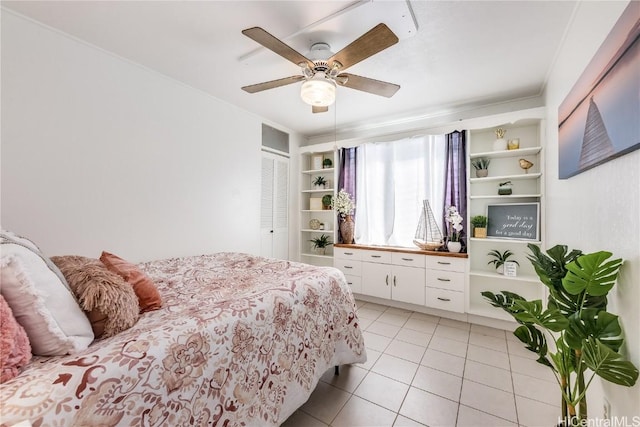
[281,300,560,427]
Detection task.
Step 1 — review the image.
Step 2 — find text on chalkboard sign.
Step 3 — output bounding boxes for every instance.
[487,203,540,241]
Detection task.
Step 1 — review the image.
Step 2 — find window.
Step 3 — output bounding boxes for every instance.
[353,135,447,247]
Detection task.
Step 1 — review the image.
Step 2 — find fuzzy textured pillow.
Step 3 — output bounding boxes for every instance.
[50,256,139,339]
[99,251,162,313]
[0,294,32,383]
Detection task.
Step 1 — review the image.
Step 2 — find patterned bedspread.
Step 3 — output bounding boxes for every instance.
[0,253,366,426]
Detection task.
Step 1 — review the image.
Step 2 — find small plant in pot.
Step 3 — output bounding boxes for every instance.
[487,249,519,274]
[322,194,333,210]
[312,176,327,189]
[471,157,490,178]
[471,215,488,238]
[309,234,332,255]
[323,158,333,169]
[482,244,638,424]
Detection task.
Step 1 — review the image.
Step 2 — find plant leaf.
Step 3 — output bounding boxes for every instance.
[481,291,527,319]
[512,300,569,332]
[513,324,554,369]
[565,309,623,352]
[582,338,639,387]
[562,252,622,297]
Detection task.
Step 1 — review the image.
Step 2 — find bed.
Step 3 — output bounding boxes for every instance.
[0,252,366,426]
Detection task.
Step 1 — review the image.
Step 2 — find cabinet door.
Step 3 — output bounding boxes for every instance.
[392,265,426,305]
[362,262,392,299]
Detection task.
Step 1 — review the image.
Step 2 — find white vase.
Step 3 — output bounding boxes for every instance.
[447,241,462,253]
[493,138,507,151]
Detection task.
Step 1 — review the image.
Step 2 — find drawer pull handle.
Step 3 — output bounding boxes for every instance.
[385,275,389,286]
[345,252,354,255]
[437,297,451,302]
[347,282,353,285]
[371,255,382,258]
[344,266,353,269]
[437,278,451,282]
[401,257,414,261]
[437,261,451,265]
[393,276,397,287]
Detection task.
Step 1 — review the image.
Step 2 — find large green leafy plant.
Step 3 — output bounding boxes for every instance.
[482,244,638,423]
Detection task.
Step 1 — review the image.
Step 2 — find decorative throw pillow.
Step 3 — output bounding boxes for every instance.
[1,230,71,292]
[0,246,94,356]
[50,256,140,339]
[99,251,162,313]
[0,294,32,383]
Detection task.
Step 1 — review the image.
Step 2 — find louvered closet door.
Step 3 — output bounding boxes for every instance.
[260,153,289,259]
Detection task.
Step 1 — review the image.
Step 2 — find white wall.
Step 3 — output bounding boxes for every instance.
[1,10,302,262]
[544,0,639,418]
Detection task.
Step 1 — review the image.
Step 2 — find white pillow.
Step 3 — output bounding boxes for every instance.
[0,245,94,356]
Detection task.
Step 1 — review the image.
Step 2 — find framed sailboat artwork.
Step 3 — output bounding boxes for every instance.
[558,2,639,179]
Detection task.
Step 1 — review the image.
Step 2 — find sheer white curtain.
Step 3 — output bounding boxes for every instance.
[354,135,446,247]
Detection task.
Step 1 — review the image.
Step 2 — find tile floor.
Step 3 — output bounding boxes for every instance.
[282,300,560,427]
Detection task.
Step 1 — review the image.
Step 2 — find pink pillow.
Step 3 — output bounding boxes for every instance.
[99,252,162,313]
[0,294,32,383]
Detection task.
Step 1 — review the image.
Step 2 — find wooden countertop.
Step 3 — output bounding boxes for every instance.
[334,243,468,259]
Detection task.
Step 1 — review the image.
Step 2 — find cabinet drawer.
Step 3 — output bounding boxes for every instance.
[426,270,465,292]
[334,247,363,261]
[333,259,362,277]
[426,256,466,272]
[361,250,392,263]
[344,275,362,294]
[392,253,426,268]
[426,288,465,313]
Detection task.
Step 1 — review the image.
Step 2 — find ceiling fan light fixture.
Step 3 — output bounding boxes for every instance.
[300,73,336,107]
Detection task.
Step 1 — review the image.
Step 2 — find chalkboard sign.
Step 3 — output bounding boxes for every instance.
[487,203,540,241]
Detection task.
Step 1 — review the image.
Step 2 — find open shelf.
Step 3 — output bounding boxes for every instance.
[470,237,541,244]
[469,147,542,159]
[300,253,333,259]
[302,168,334,174]
[469,270,539,283]
[470,194,541,200]
[302,188,335,193]
[470,173,541,183]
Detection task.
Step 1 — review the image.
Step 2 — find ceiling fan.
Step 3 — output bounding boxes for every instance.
[241,23,401,113]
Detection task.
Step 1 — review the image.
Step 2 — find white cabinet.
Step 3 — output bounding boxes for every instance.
[426,256,467,313]
[260,152,289,259]
[466,114,546,320]
[300,150,336,267]
[359,250,426,305]
[334,247,363,293]
[335,245,467,313]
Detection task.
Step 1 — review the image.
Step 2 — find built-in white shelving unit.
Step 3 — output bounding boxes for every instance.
[466,115,546,321]
[299,150,336,267]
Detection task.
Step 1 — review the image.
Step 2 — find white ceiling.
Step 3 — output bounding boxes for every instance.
[2,0,577,138]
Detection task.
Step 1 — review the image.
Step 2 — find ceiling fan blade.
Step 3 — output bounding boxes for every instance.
[242,75,305,94]
[242,27,315,68]
[328,23,399,71]
[338,73,400,97]
[312,106,329,114]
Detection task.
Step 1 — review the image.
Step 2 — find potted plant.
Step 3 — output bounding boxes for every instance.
[471,157,490,178]
[309,234,332,255]
[487,249,519,274]
[482,244,638,424]
[444,206,464,253]
[471,215,488,238]
[323,158,333,169]
[312,176,327,189]
[321,194,332,210]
